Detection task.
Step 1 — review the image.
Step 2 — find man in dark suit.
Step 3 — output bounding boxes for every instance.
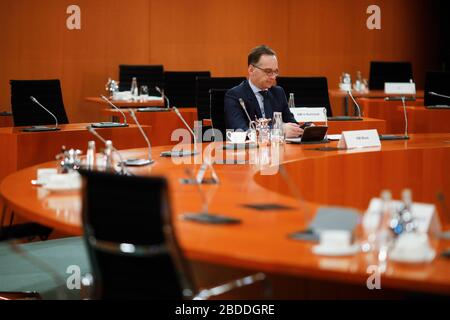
[224,45,303,138]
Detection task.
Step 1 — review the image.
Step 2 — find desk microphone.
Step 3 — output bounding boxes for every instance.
[429,91,450,100]
[90,96,129,128]
[136,86,171,112]
[327,91,363,121]
[379,96,410,140]
[86,126,129,175]
[239,98,253,126]
[347,90,362,118]
[155,86,170,109]
[127,109,154,166]
[23,96,61,132]
[160,107,199,157]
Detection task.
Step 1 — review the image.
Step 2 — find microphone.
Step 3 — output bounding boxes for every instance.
[429,91,450,100]
[239,98,253,125]
[347,90,362,118]
[126,109,154,166]
[86,126,129,175]
[155,86,170,109]
[160,106,199,157]
[22,96,61,132]
[90,96,129,128]
[135,86,171,112]
[327,91,363,121]
[379,96,410,140]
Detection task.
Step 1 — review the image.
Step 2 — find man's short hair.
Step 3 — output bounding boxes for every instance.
[248,45,276,66]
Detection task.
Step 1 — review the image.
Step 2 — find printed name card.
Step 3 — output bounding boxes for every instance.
[337,129,381,149]
[384,82,416,95]
[290,107,327,122]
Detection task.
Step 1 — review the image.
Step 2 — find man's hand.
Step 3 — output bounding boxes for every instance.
[283,122,304,138]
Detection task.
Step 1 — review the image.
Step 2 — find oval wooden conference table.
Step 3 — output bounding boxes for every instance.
[1,134,450,296]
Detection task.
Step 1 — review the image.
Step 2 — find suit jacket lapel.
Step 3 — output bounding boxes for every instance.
[242,80,262,119]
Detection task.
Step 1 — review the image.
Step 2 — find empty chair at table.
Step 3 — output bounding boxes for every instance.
[164,71,211,108]
[10,79,69,127]
[369,61,413,90]
[118,64,164,97]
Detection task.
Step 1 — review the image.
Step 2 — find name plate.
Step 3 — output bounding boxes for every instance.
[290,107,327,122]
[384,82,416,95]
[337,129,381,149]
[366,198,441,234]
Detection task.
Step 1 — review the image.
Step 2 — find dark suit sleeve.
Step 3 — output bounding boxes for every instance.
[277,87,297,124]
[224,89,249,131]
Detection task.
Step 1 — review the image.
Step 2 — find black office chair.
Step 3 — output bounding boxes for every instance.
[209,89,228,140]
[276,77,333,117]
[369,61,413,90]
[80,170,268,300]
[118,64,164,97]
[195,77,246,123]
[10,79,69,127]
[164,71,211,108]
[424,71,450,106]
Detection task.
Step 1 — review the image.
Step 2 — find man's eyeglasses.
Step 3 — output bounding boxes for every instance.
[252,64,279,77]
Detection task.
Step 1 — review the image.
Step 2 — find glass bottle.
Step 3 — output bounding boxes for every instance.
[376,190,394,266]
[271,112,284,144]
[288,93,295,108]
[130,77,138,100]
[354,71,362,92]
[86,141,96,170]
[104,140,114,171]
[399,189,417,233]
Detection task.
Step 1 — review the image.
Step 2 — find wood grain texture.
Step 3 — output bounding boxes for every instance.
[1,134,450,295]
[358,99,450,134]
[0,0,441,122]
[101,107,198,146]
[0,123,153,183]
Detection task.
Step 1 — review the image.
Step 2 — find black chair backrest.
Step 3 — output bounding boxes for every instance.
[276,77,333,117]
[119,65,164,96]
[164,71,211,108]
[424,71,450,106]
[369,61,413,90]
[209,89,228,140]
[196,77,246,121]
[80,170,194,300]
[10,79,69,127]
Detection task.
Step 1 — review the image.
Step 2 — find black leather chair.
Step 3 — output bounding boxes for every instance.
[369,61,413,90]
[164,71,211,108]
[195,77,245,123]
[276,77,333,117]
[209,89,228,141]
[424,71,450,106]
[10,79,69,127]
[119,64,164,97]
[80,170,268,300]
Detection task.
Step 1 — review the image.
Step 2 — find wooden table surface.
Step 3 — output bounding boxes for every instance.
[329,89,424,99]
[0,123,152,183]
[358,99,450,134]
[202,117,387,135]
[0,112,13,127]
[85,97,164,108]
[1,134,450,295]
[101,108,198,146]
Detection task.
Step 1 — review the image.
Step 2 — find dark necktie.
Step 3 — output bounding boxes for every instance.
[259,90,273,119]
